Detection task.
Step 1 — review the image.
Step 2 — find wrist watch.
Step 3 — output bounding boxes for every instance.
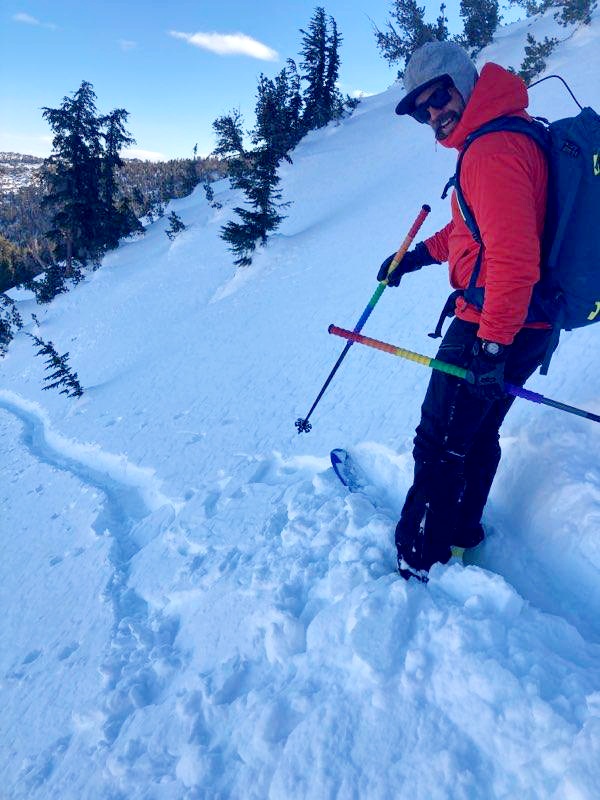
[480,339,504,357]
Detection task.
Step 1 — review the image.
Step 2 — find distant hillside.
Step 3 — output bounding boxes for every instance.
[0,152,45,193]
[0,151,227,201]
[0,153,228,282]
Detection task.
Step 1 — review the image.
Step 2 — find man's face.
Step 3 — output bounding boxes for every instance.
[413,80,465,141]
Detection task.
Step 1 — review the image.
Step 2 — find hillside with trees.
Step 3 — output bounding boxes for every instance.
[0,5,357,303]
[0,148,226,293]
[215,6,359,267]
[374,0,597,75]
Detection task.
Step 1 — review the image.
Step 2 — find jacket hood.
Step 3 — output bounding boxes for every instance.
[441,62,530,150]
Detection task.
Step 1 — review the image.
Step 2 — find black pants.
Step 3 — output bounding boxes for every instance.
[395,317,553,572]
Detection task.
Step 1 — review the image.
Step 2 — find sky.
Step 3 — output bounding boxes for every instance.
[0,1,523,161]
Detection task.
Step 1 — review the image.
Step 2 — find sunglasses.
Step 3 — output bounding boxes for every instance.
[411,82,454,124]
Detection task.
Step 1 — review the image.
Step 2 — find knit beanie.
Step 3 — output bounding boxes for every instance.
[395,41,478,115]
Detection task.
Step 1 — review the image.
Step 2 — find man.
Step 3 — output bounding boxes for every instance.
[379,41,552,582]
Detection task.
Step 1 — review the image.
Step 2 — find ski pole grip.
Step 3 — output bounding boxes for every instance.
[384,204,431,284]
[406,204,431,240]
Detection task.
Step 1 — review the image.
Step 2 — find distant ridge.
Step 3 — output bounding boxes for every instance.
[0,152,44,193]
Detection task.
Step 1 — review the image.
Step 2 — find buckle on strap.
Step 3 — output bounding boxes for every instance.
[441,176,455,200]
[428,290,463,339]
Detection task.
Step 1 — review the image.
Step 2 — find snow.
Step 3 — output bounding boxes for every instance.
[2,10,600,799]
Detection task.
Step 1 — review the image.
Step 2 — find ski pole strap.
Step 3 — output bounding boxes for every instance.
[328,325,600,425]
[382,204,431,285]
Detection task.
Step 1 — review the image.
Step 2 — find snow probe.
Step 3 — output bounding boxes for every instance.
[328,325,600,425]
[295,204,431,434]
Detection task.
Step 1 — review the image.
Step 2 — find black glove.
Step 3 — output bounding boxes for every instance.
[377,241,440,287]
[467,339,507,402]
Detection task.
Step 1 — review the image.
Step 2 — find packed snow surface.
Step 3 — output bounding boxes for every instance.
[2,10,600,799]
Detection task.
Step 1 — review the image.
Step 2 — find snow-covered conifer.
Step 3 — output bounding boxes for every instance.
[458,0,501,55]
[165,211,186,240]
[374,1,448,74]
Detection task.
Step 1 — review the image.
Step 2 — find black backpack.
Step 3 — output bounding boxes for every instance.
[434,97,600,374]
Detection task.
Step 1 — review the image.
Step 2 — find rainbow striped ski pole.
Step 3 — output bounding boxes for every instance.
[328,325,600,425]
[295,204,431,434]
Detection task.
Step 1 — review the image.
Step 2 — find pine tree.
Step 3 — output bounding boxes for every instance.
[203,182,223,209]
[217,64,299,268]
[458,0,501,55]
[517,33,559,83]
[300,7,329,130]
[220,148,287,267]
[219,105,289,269]
[100,108,142,247]
[254,74,291,163]
[165,211,186,240]
[214,9,352,268]
[33,263,75,304]
[506,0,554,14]
[557,0,597,25]
[323,16,344,122]
[284,59,304,145]
[203,182,215,203]
[0,295,23,357]
[146,192,165,223]
[435,3,449,39]
[507,0,597,19]
[253,65,306,163]
[374,1,449,74]
[42,81,105,273]
[299,8,346,130]
[212,110,251,193]
[41,82,143,290]
[29,333,84,397]
[0,235,31,292]
[212,110,246,161]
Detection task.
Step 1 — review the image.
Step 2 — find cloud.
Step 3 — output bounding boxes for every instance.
[169,30,278,61]
[119,39,137,51]
[13,12,57,30]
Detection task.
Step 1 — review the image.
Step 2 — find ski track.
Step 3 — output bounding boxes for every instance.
[147,450,401,799]
[129,449,600,799]
[2,395,600,798]
[0,391,185,793]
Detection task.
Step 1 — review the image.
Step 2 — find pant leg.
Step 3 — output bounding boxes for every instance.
[453,405,507,547]
[454,325,554,544]
[396,318,489,572]
[396,319,554,572]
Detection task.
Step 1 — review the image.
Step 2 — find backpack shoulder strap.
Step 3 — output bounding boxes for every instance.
[453,115,550,242]
[452,116,550,297]
[432,116,551,339]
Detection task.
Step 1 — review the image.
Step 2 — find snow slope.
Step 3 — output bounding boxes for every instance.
[1,10,600,799]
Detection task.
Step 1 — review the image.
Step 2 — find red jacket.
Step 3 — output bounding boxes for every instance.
[424,63,548,344]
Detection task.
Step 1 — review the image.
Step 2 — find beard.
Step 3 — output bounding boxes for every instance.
[434,111,461,141]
